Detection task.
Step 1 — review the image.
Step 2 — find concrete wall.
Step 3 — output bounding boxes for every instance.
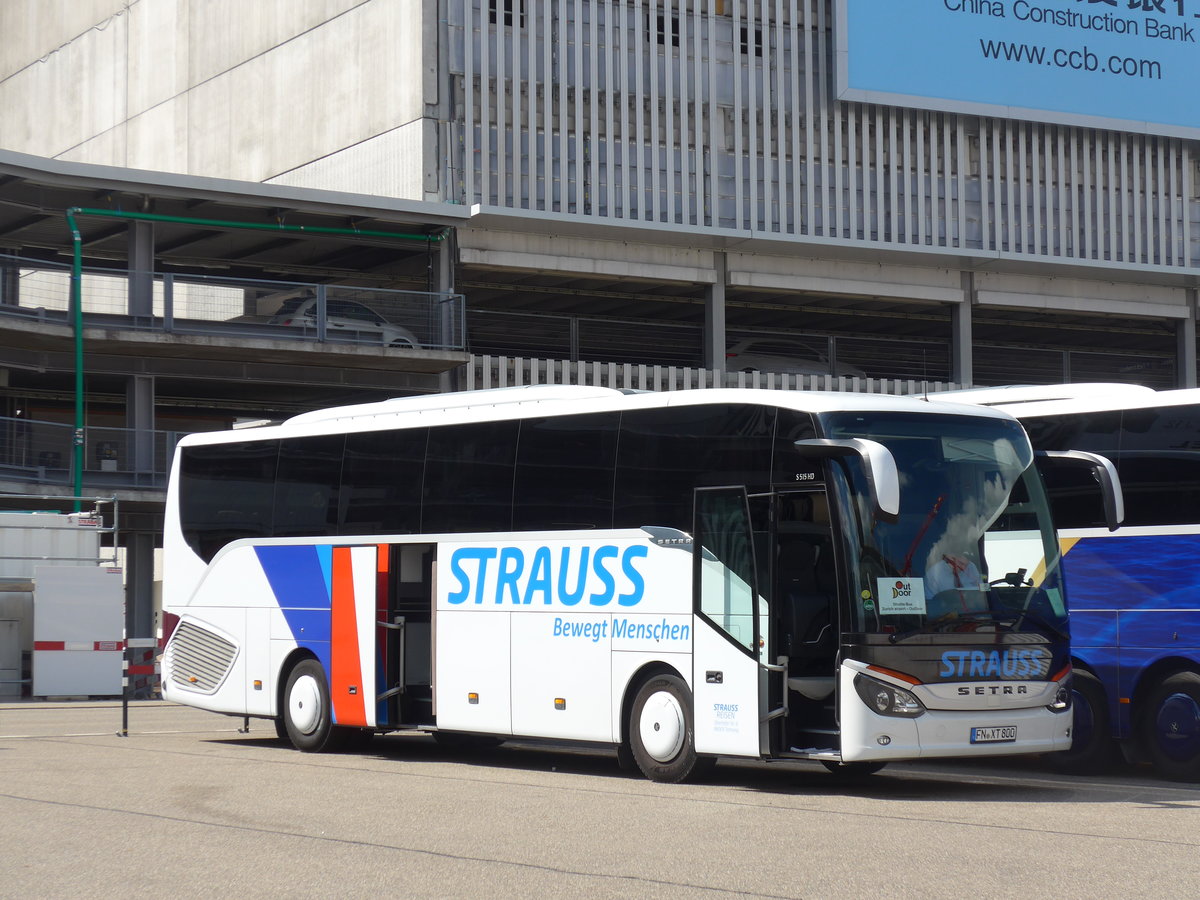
[0,0,433,198]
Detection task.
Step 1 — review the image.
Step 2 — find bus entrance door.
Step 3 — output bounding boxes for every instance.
[692,487,769,759]
[377,543,435,727]
[773,491,840,754]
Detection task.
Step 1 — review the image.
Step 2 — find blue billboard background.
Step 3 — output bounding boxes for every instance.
[836,1,1200,139]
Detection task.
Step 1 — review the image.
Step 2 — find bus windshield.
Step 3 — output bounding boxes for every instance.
[820,412,1066,641]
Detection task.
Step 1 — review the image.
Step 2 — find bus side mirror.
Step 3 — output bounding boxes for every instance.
[1037,449,1124,532]
[794,438,900,522]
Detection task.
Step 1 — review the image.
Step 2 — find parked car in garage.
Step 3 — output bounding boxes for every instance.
[725,338,865,378]
[269,296,420,348]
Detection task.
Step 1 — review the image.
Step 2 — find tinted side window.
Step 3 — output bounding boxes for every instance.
[1023,410,1123,455]
[273,435,345,538]
[340,428,428,535]
[423,421,519,532]
[772,407,820,483]
[615,404,775,531]
[179,440,279,562]
[1028,406,1200,528]
[513,412,619,530]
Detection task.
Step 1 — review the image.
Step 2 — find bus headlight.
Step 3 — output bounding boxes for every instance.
[854,674,926,718]
[1048,677,1072,713]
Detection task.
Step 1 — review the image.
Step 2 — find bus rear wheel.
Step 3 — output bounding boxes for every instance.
[283,659,341,752]
[629,674,699,783]
[1141,671,1200,782]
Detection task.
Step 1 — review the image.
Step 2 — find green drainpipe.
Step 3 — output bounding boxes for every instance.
[64,206,449,509]
[65,208,84,511]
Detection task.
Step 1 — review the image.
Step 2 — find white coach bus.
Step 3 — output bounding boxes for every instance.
[161,386,1074,782]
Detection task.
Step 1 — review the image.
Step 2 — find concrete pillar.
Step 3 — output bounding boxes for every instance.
[704,252,727,375]
[435,232,458,350]
[952,272,974,387]
[128,220,155,319]
[124,530,157,683]
[435,231,465,393]
[0,255,18,307]
[126,375,155,481]
[1177,289,1198,389]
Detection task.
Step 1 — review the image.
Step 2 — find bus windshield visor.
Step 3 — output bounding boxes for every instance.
[819,412,1066,641]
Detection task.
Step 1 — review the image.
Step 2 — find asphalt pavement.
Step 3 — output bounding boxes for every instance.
[3,700,1200,899]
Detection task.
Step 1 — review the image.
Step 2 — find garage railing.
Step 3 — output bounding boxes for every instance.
[0,254,466,351]
[0,417,184,490]
[464,356,962,395]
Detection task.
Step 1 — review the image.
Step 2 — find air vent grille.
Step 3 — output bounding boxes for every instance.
[168,621,238,694]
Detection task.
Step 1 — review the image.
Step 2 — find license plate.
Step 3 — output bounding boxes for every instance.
[970,726,1017,744]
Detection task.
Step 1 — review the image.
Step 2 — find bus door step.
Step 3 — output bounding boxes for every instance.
[787,676,835,701]
[784,748,841,760]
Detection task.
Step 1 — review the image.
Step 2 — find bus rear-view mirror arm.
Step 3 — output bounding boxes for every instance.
[794,438,900,523]
[1037,449,1124,531]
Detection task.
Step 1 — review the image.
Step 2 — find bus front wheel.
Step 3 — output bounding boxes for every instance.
[629,674,699,783]
[283,658,341,752]
[1048,669,1115,774]
[1141,671,1200,782]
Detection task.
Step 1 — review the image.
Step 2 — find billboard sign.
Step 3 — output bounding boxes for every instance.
[835,0,1200,139]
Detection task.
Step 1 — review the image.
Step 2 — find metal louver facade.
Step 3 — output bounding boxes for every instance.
[449,0,1198,271]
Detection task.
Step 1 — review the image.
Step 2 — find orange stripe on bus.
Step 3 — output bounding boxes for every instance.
[867,664,922,685]
[330,546,367,727]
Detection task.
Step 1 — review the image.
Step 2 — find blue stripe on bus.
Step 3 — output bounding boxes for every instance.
[1065,536,1200,740]
[255,545,332,609]
[254,546,334,673]
[1065,534,1200,611]
[316,544,333,600]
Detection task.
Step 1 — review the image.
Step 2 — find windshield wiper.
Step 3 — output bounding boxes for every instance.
[886,613,976,643]
[889,610,1068,644]
[1007,608,1069,643]
[887,612,1008,644]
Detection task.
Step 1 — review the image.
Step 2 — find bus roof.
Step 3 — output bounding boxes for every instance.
[178,385,1020,447]
[936,383,1156,408]
[941,383,1200,418]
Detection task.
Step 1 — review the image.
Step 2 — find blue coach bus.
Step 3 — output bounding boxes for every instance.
[953,384,1200,781]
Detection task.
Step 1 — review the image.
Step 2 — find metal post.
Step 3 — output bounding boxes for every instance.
[163,273,174,332]
[119,639,130,737]
[315,284,327,342]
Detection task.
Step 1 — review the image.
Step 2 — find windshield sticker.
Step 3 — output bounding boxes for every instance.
[877,577,926,615]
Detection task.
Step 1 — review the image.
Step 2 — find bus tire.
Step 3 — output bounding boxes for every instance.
[629,674,698,783]
[273,716,289,742]
[615,740,638,772]
[282,658,340,752]
[1141,671,1200,782]
[1047,669,1115,774]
